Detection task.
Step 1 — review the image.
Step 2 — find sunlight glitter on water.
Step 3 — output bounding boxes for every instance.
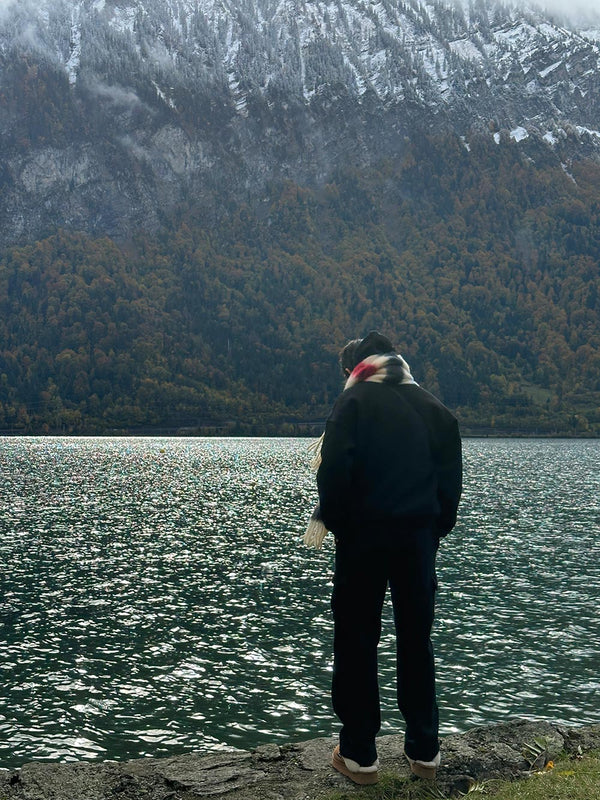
[0,436,599,769]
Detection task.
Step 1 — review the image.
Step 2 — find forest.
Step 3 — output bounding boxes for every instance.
[0,130,599,436]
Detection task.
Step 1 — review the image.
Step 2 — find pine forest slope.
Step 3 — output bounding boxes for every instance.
[1,130,599,436]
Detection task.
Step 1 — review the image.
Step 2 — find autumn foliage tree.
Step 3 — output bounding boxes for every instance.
[0,132,599,435]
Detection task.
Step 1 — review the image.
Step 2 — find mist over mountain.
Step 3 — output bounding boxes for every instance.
[1,0,599,246]
[533,0,600,22]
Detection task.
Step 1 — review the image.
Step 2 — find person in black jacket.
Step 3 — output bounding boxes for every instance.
[317,331,462,786]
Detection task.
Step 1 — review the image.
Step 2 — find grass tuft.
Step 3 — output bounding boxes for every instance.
[318,751,600,800]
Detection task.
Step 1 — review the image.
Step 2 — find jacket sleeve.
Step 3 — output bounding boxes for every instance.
[316,393,358,533]
[435,417,462,537]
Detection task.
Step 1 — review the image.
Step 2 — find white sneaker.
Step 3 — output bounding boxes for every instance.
[332,745,379,785]
[405,750,441,779]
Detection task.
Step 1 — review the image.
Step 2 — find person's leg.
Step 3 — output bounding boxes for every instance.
[331,539,387,766]
[389,526,440,762]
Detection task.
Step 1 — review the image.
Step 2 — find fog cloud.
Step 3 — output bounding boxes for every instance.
[88,80,148,109]
[0,0,25,16]
[0,0,16,18]
[534,0,600,19]
[0,0,598,28]
[441,0,599,21]
[457,0,600,20]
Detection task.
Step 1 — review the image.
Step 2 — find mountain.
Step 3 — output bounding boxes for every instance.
[0,0,599,436]
[1,0,599,246]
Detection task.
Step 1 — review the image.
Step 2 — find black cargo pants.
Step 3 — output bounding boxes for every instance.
[331,521,440,767]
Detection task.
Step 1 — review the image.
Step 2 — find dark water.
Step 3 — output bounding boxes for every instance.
[0,437,599,769]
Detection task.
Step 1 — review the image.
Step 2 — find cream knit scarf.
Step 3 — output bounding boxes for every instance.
[303,352,416,548]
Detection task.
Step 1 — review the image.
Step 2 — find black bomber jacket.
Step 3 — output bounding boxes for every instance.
[316,380,462,537]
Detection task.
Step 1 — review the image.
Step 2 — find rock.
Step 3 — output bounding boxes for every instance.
[294,738,337,772]
[559,723,600,755]
[253,745,282,763]
[0,720,597,800]
[439,719,565,782]
[7,760,123,800]
[125,751,264,797]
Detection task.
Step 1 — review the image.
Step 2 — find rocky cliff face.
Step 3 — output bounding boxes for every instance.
[0,0,599,247]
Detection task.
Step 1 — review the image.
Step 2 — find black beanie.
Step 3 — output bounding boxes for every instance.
[340,330,395,372]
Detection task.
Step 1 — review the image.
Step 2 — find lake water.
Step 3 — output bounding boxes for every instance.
[0,437,599,770]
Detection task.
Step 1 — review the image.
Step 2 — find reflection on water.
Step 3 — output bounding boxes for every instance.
[0,437,599,769]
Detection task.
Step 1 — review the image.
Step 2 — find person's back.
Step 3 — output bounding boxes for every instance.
[318,380,460,532]
[314,331,462,786]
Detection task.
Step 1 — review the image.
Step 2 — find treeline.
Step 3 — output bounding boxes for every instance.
[0,131,599,435]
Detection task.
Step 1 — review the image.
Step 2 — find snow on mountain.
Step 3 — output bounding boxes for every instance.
[3,0,599,125]
[0,0,599,245]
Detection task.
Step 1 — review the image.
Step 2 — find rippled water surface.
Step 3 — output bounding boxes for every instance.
[1,437,599,769]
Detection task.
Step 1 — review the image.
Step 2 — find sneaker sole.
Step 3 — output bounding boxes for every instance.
[405,753,437,780]
[409,761,437,779]
[332,745,379,785]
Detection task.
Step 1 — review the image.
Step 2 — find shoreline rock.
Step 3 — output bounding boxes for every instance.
[1,719,599,799]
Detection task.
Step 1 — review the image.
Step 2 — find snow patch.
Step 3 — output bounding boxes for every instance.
[525,80,539,94]
[108,4,137,34]
[561,163,577,184]
[539,60,562,78]
[152,81,177,110]
[493,21,539,48]
[493,127,529,144]
[581,27,600,42]
[66,15,81,85]
[510,126,528,142]
[449,38,484,63]
[576,125,600,139]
